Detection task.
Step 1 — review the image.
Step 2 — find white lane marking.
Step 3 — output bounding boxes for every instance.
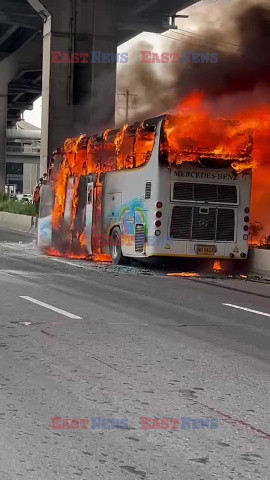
[49,257,84,268]
[108,323,149,326]
[223,303,270,318]
[108,323,130,325]
[20,296,82,319]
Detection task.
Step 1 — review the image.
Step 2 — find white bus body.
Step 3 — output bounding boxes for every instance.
[100,120,252,262]
[39,117,252,263]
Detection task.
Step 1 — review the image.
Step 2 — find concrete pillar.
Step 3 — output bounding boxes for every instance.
[23,163,40,194]
[29,0,118,175]
[0,92,7,193]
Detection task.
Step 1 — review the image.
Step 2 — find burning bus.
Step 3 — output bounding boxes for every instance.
[38,113,253,264]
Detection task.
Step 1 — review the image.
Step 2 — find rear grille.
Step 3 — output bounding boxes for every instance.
[173,183,193,201]
[170,206,235,241]
[135,224,145,252]
[217,185,237,204]
[170,206,192,239]
[216,209,235,241]
[194,184,216,202]
[173,183,237,204]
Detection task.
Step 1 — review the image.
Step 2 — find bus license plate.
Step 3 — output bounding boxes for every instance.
[197,245,215,255]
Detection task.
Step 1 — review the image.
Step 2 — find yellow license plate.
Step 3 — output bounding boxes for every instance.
[197,245,215,255]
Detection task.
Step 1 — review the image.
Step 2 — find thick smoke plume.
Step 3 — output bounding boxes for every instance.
[117,0,270,120]
[117,0,270,239]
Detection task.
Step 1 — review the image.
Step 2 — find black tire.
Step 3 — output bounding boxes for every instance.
[109,227,125,265]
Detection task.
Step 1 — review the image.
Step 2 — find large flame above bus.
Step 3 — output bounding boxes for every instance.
[47,91,270,255]
[163,93,254,172]
[163,93,270,238]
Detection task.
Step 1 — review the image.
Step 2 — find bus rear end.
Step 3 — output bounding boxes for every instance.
[163,162,252,260]
[145,114,253,261]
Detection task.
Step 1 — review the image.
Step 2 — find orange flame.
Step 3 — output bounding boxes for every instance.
[163,93,255,169]
[79,231,86,247]
[167,272,200,277]
[213,260,223,272]
[46,247,111,263]
[46,248,89,260]
[164,92,270,237]
[50,122,156,254]
[48,91,270,260]
[92,253,112,263]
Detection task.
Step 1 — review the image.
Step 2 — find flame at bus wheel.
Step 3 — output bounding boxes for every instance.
[213,260,223,273]
[43,91,270,260]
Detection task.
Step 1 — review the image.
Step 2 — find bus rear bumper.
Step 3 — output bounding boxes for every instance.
[146,253,248,259]
[145,242,248,259]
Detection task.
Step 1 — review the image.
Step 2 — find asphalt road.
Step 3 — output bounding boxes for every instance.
[0,228,270,480]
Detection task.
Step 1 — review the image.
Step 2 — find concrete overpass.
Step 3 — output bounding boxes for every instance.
[0,0,198,192]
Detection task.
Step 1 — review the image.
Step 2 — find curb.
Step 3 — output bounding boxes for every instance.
[188,277,270,299]
[0,212,37,233]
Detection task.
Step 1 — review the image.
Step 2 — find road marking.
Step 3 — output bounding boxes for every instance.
[223,303,270,318]
[108,322,149,326]
[108,322,130,325]
[20,296,82,319]
[49,257,84,268]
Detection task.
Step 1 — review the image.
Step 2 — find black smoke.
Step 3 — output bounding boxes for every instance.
[117,0,270,120]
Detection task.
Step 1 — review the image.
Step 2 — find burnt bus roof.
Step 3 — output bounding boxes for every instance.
[49,114,253,176]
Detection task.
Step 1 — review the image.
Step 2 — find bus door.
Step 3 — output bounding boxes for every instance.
[85,181,94,254]
[92,182,103,253]
[38,183,54,249]
[64,176,79,226]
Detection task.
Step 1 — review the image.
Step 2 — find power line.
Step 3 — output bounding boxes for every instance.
[161,33,221,50]
[161,32,240,51]
[172,30,240,50]
[175,28,240,48]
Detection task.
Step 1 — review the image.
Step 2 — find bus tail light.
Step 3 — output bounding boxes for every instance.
[155,230,161,236]
[243,234,248,240]
[243,225,249,231]
[244,216,250,223]
[244,207,250,213]
[155,220,161,227]
[156,211,162,218]
[156,201,163,208]
[240,252,247,258]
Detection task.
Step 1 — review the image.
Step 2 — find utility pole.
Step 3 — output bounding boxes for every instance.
[117,90,138,123]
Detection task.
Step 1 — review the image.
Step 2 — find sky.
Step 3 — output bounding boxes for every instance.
[24,0,220,128]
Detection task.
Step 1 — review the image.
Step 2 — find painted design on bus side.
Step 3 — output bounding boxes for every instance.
[104,198,148,236]
[38,215,52,247]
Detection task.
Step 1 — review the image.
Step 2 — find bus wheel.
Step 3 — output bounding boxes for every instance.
[110,227,125,265]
